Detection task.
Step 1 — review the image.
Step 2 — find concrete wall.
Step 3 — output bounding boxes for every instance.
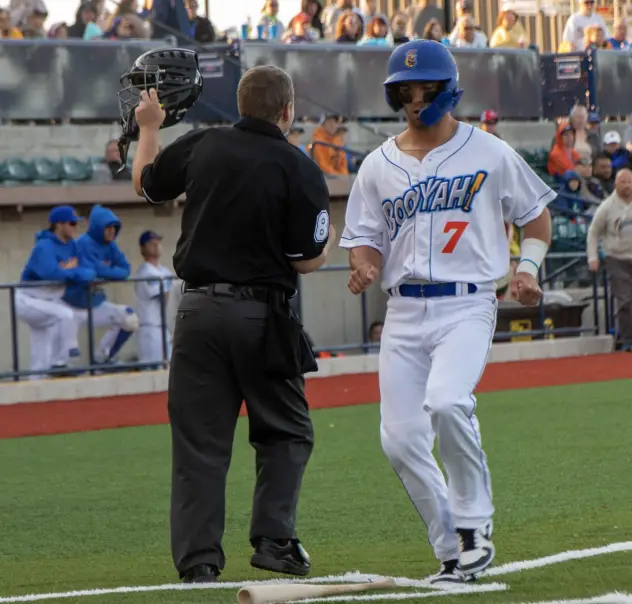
[2,120,630,161]
[0,202,387,375]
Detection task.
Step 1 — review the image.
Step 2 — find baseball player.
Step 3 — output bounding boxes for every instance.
[134,230,174,366]
[16,206,95,378]
[339,40,554,585]
[62,205,139,365]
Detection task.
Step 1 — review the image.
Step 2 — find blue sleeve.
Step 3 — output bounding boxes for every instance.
[101,242,131,281]
[27,242,95,284]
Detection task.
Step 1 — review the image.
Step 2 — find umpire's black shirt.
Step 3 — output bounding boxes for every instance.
[140,117,331,293]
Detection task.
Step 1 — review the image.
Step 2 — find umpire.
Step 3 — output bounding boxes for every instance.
[132,65,335,584]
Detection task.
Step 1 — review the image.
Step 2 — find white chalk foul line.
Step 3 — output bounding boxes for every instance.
[288,583,509,603]
[514,592,632,604]
[2,540,632,603]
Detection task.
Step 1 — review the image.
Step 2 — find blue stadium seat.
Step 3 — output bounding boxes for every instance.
[60,156,93,183]
[32,157,63,184]
[4,158,36,184]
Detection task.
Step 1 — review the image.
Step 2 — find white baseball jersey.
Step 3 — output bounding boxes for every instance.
[134,261,174,326]
[340,123,557,290]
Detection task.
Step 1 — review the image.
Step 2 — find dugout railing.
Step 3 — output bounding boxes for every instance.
[0,254,614,381]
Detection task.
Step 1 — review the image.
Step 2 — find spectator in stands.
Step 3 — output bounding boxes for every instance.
[368,321,383,344]
[20,4,47,38]
[283,11,315,43]
[561,0,607,52]
[584,23,612,50]
[548,121,580,179]
[102,13,149,39]
[336,124,361,173]
[406,0,445,39]
[322,0,358,39]
[608,19,629,50]
[357,15,391,46]
[449,0,487,42]
[587,111,601,136]
[489,9,528,48]
[588,152,615,199]
[67,1,98,39]
[480,110,500,138]
[94,140,132,182]
[9,0,46,28]
[16,206,94,379]
[259,0,285,40]
[335,9,363,42]
[0,6,23,37]
[451,16,487,48]
[312,114,349,175]
[47,21,67,38]
[554,170,588,214]
[134,230,174,367]
[587,168,632,350]
[423,18,448,44]
[390,11,410,44]
[287,125,309,155]
[185,0,215,43]
[289,0,323,40]
[574,156,602,206]
[62,205,138,366]
[623,113,632,152]
[603,130,632,174]
[569,104,600,161]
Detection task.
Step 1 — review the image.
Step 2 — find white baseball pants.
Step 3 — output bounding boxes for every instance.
[71,301,136,361]
[379,291,496,563]
[137,325,172,364]
[15,291,79,378]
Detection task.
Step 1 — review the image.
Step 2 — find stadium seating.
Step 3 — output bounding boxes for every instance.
[33,157,63,184]
[60,156,93,183]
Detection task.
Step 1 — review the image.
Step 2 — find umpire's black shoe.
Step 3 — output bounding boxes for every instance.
[181,564,220,583]
[250,538,311,576]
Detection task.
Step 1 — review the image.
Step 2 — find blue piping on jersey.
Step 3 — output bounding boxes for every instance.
[429,125,475,282]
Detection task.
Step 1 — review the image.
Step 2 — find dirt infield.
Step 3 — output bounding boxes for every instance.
[1,353,630,439]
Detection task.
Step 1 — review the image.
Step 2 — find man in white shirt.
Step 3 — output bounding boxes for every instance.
[450,16,488,48]
[562,0,608,51]
[134,230,174,366]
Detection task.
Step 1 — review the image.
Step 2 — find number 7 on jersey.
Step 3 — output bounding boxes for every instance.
[441,221,469,254]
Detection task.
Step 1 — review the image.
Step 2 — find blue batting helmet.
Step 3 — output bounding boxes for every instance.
[384,40,463,127]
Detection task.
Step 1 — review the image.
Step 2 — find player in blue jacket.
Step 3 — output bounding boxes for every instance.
[16,206,96,378]
[62,205,139,364]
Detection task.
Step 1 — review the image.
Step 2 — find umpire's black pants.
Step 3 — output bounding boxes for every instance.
[168,286,314,576]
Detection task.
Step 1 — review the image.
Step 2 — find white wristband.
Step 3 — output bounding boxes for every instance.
[516,238,549,279]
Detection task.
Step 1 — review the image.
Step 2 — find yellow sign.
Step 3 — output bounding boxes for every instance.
[510,319,532,342]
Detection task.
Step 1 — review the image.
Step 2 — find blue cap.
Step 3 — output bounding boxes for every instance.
[48,205,81,224]
[139,230,162,246]
[588,112,600,123]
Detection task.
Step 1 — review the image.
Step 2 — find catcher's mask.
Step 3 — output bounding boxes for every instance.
[116,47,203,170]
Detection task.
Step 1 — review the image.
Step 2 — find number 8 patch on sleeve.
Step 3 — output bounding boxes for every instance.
[314,210,329,243]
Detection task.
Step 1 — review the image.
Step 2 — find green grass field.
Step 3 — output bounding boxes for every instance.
[1,381,632,604]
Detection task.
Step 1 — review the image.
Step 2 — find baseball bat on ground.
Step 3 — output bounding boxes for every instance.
[237,578,396,604]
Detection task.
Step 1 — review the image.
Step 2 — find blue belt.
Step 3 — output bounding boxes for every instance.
[388,282,478,298]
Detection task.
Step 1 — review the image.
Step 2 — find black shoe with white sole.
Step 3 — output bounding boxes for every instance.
[457,522,495,576]
[429,559,465,587]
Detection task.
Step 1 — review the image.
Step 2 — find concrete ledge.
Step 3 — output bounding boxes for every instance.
[0,336,614,406]
[0,177,355,208]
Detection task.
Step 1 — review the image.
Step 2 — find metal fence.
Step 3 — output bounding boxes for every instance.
[0,39,630,123]
[0,253,615,381]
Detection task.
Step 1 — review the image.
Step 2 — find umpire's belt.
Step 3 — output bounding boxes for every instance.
[388,282,478,298]
[183,282,274,303]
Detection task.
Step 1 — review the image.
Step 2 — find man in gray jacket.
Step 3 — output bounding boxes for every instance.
[587,168,632,349]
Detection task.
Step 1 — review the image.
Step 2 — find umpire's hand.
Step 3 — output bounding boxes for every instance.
[136,89,166,131]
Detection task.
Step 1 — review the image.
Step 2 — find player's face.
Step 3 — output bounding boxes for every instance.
[104,225,118,242]
[398,81,441,127]
[144,239,162,258]
[59,221,78,241]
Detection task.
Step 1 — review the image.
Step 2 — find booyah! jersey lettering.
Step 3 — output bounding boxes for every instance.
[340,124,557,288]
[383,171,488,241]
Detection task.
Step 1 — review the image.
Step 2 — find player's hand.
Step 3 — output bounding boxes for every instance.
[135,89,166,131]
[348,264,379,295]
[509,272,542,307]
[588,259,599,272]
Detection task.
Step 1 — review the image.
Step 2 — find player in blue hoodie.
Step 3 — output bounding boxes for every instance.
[62,205,139,364]
[16,205,96,378]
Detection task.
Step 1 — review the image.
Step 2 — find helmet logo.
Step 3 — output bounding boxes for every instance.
[404,49,417,68]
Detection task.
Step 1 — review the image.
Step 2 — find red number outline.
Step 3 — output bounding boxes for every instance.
[441,221,469,254]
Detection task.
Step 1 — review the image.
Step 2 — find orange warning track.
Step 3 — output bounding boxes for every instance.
[1,353,631,439]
